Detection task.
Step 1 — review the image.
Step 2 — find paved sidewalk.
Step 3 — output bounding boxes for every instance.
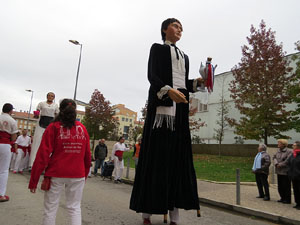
[121,167,300,225]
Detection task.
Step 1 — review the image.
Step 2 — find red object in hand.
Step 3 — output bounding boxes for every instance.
[33,111,40,117]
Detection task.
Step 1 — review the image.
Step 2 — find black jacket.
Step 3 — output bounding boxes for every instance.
[288,153,300,181]
[147,43,195,108]
[94,143,108,160]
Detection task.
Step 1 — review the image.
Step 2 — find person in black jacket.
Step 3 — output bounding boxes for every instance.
[252,144,271,201]
[288,141,300,210]
[93,139,108,176]
[130,18,204,225]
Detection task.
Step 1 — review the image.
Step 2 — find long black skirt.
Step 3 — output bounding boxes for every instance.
[130,90,200,214]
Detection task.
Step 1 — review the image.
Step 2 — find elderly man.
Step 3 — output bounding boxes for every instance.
[273,139,293,204]
[252,143,271,201]
[93,139,108,176]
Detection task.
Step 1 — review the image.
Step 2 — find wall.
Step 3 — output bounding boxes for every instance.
[192,144,259,157]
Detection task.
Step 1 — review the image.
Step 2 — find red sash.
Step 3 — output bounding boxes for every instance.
[18,145,29,157]
[10,143,16,153]
[0,131,11,144]
[115,150,123,158]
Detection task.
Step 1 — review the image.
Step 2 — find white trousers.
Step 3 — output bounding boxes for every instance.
[13,148,24,172]
[22,153,29,170]
[142,208,179,223]
[10,152,16,170]
[29,125,45,167]
[113,158,124,180]
[0,144,12,196]
[43,177,85,225]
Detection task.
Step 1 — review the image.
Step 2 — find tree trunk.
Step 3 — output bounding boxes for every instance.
[264,129,268,145]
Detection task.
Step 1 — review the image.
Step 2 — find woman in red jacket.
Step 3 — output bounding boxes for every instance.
[29,99,91,225]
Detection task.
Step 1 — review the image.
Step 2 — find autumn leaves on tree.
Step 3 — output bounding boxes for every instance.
[229,20,297,145]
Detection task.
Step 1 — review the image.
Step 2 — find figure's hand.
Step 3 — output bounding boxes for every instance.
[30,189,36,193]
[197,77,207,86]
[167,88,188,103]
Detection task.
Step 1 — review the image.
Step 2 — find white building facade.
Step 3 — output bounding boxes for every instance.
[190,52,300,144]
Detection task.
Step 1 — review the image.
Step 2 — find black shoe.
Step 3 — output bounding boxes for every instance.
[256,196,264,198]
[277,199,283,202]
[282,200,291,204]
[263,197,270,201]
[117,179,122,183]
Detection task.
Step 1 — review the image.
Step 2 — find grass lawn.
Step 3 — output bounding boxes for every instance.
[193,154,255,182]
[123,151,255,182]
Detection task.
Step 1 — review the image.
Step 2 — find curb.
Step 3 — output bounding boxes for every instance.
[121,178,299,225]
[199,198,299,225]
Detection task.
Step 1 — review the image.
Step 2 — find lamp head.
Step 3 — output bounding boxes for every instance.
[69,40,80,45]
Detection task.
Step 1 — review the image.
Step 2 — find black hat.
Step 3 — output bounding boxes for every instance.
[2,103,14,113]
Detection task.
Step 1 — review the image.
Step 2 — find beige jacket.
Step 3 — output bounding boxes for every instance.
[273,147,293,175]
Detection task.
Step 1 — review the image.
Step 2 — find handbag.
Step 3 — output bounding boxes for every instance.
[41,176,51,191]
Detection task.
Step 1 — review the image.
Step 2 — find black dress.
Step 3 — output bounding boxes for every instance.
[129,43,200,214]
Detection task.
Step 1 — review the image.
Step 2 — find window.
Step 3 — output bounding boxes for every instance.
[130,119,132,122]
[122,117,125,121]
[126,118,128,122]
[198,103,208,112]
[123,126,129,133]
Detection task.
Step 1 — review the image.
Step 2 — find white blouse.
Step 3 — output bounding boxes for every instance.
[37,101,59,117]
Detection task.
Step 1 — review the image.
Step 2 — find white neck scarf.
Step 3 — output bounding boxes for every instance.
[153,41,186,131]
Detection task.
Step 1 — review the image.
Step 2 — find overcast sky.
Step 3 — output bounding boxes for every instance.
[1,0,299,118]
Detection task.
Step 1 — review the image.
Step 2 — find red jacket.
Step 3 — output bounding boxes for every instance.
[29,121,91,189]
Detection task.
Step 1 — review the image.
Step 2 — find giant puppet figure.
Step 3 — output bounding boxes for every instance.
[29,92,59,167]
[130,18,210,225]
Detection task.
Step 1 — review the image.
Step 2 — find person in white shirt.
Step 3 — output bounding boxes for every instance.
[29,92,59,168]
[0,103,18,202]
[111,136,130,183]
[12,129,31,174]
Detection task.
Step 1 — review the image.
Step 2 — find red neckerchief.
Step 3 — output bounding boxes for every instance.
[293,149,300,158]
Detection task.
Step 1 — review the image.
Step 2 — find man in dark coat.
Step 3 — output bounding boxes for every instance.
[93,139,107,176]
[288,141,300,210]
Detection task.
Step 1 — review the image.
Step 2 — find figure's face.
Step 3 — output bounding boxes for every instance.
[164,22,183,43]
[47,93,55,102]
[120,138,125,143]
[278,141,285,149]
[101,139,105,144]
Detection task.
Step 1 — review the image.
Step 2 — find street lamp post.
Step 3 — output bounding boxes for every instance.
[69,40,83,101]
[25,89,34,133]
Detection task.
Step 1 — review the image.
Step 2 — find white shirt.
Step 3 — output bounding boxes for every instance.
[111,142,130,160]
[37,101,59,117]
[0,113,18,134]
[15,135,31,147]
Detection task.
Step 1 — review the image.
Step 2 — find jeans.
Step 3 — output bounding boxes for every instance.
[94,159,104,175]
